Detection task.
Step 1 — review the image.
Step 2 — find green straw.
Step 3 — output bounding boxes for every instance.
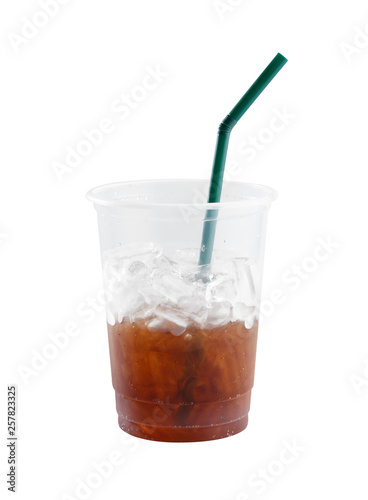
[198,53,287,269]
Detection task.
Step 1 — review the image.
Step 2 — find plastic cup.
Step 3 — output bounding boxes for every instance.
[87,179,277,442]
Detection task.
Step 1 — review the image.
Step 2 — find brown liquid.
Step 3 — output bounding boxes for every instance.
[107,319,258,442]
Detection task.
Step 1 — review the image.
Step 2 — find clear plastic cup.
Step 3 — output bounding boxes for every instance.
[87,180,276,442]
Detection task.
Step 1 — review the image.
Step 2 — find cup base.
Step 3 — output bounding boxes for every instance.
[115,390,251,442]
[117,413,249,442]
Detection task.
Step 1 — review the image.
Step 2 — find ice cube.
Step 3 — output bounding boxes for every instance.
[106,307,116,326]
[151,255,177,279]
[232,258,256,306]
[128,260,148,276]
[104,275,125,295]
[103,259,122,281]
[148,318,186,336]
[206,301,232,328]
[173,248,203,279]
[233,302,256,328]
[130,303,156,322]
[148,305,189,336]
[177,294,208,324]
[108,286,147,324]
[139,282,165,308]
[152,273,194,305]
[102,243,162,284]
[204,274,237,304]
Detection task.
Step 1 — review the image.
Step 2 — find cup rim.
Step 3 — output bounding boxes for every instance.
[86,179,278,210]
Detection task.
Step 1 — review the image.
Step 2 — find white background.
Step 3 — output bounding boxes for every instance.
[1,0,368,499]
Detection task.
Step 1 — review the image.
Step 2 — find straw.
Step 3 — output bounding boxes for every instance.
[198,53,287,269]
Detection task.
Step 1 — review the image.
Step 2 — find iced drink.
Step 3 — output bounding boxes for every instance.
[104,244,259,442]
[87,179,277,442]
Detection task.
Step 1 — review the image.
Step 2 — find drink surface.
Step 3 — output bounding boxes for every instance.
[108,319,258,442]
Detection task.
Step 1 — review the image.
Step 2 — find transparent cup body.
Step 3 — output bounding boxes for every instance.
[87,180,276,442]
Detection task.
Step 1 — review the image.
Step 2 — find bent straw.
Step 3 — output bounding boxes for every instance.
[198,53,287,269]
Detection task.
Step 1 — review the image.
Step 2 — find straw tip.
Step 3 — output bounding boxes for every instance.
[276,52,288,64]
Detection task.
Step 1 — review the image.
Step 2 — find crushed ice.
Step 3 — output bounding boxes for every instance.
[103,244,258,334]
